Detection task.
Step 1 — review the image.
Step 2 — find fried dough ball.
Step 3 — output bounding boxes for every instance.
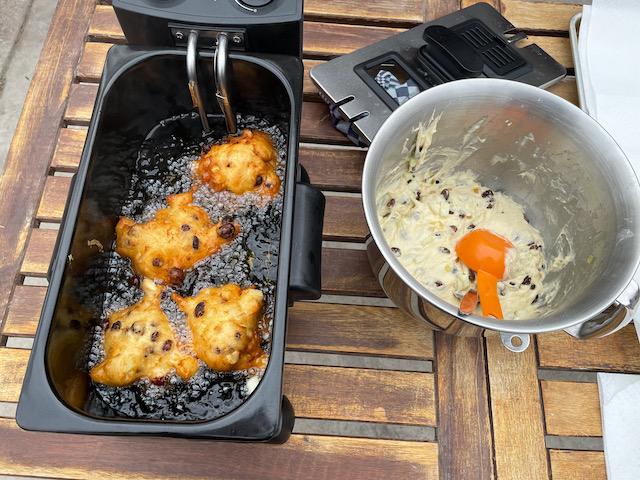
[115,187,240,285]
[90,279,199,387]
[193,129,280,199]
[172,284,267,372]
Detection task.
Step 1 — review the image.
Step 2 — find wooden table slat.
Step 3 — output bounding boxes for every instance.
[547,77,579,107]
[3,286,47,337]
[431,0,480,22]
[77,42,112,83]
[27,177,368,239]
[285,364,436,425]
[51,128,87,172]
[486,332,549,479]
[541,380,602,438]
[304,59,324,100]
[549,449,607,480]
[538,326,640,373]
[64,83,98,126]
[4,287,430,359]
[36,176,73,223]
[322,248,384,297]
[435,333,494,480]
[304,0,425,26]
[87,5,125,44]
[87,2,582,56]
[501,0,582,33]
[21,229,58,278]
[300,145,365,192]
[0,418,439,480]
[303,21,406,59]
[44,135,368,195]
[521,35,574,70]
[288,302,434,359]
[0,347,433,426]
[0,349,31,403]
[324,196,368,241]
[300,101,353,145]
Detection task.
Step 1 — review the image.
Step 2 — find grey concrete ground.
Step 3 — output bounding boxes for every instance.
[0,0,58,177]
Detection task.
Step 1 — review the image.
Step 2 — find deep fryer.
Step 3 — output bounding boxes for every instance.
[17,0,324,443]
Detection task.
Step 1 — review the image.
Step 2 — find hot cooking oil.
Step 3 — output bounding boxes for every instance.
[82,112,288,421]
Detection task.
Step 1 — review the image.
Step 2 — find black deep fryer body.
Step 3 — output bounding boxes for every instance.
[16,45,322,442]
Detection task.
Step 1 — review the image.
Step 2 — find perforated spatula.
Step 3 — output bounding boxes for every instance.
[455,228,514,319]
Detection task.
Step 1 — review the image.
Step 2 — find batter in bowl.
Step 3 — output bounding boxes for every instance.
[377,122,554,319]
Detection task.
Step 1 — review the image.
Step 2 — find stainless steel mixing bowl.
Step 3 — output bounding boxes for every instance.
[362,78,640,351]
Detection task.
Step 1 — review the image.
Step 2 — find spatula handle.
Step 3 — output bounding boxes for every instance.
[477,270,503,319]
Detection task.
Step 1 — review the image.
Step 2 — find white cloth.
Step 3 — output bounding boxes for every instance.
[597,373,640,479]
[579,3,640,479]
[579,0,640,298]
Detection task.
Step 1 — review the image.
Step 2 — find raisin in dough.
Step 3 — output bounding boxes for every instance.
[115,187,239,285]
[172,284,267,372]
[193,129,280,199]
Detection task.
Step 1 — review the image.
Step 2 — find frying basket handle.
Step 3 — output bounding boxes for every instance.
[186,30,211,134]
[288,167,325,304]
[214,32,237,135]
[564,279,639,340]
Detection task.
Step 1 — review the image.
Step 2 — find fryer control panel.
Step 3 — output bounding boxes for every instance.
[113,0,297,21]
[113,0,303,57]
[310,2,567,145]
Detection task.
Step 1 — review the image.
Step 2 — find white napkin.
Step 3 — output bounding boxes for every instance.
[579,0,640,301]
[597,373,640,479]
[579,3,640,478]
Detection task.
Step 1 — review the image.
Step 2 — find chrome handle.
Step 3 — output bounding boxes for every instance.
[214,32,237,135]
[186,30,211,134]
[564,280,639,340]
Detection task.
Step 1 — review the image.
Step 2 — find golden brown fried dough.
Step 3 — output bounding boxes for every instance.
[115,187,239,285]
[193,129,280,199]
[90,279,199,387]
[172,284,267,372]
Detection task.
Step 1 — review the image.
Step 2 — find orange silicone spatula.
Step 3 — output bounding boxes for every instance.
[455,229,515,319]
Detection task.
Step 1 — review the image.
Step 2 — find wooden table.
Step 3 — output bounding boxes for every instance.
[1,0,639,478]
